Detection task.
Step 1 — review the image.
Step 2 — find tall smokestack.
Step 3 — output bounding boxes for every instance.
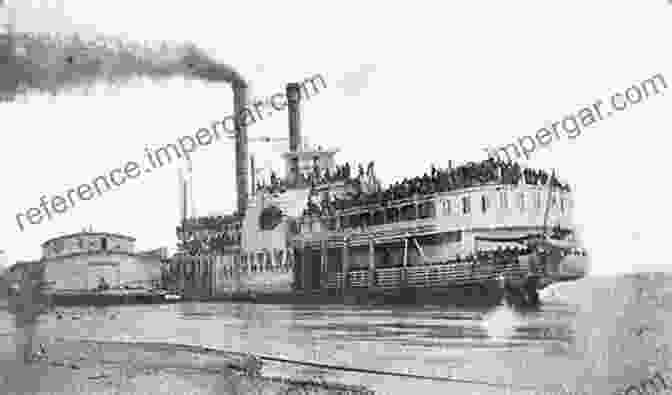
[178,168,187,222]
[233,80,249,217]
[287,83,302,152]
[250,154,256,196]
[287,83,302,186]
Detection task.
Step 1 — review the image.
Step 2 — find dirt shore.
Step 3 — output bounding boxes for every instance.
[0,333,373,394]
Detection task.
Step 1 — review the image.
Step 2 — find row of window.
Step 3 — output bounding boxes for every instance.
[45,236,131,256]
[440,191,570,216]
[315,201,437,231]
[300,192,572,233]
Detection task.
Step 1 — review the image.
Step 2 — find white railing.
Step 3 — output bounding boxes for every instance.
[331,259,541,290]
[325,273,345,289]
[348,270,370,288]
[376,267,402,289]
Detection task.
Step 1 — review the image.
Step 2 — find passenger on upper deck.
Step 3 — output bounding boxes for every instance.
[256,162,355,195]
[301,158,570,218]
[177,215,242,255]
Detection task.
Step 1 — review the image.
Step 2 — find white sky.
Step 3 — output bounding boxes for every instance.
[1,0,670,275]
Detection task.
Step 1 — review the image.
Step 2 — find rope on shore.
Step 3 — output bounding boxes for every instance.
[254,353,540,390]
[74,338,541,391]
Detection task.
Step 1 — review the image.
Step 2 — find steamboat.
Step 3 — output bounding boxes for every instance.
[167,82,589,308]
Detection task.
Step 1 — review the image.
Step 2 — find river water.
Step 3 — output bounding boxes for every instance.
[1,274,670,395]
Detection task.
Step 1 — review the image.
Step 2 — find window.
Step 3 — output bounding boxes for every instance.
[361,213,371,227]
[499,191,508,209]
[386,207,398,222]
[101,237,107,251]
[400,205,413,221]
[406,204,417,221]
[443,231,462,243]
[442,199,451,216]
[518,192,525,211]
[481,195,489,213]
[420,202,435,219]
[341,216,350,229]
[328,217,337,231]
[462,196,471,215]
[373,210,385,225]
[351,214,361,228]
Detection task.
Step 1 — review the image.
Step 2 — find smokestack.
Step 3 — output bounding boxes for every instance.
[233,80,249,217]
[287,83,302,152]
[178,168,187,222]
[250,154,256,196]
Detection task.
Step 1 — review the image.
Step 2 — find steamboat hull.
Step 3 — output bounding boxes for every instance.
[183,280,513,308]
[169,248,587,308]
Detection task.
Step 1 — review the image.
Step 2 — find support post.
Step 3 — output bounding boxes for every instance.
[303,243,313,294]
[210,256,215,296]
[293,245,302,291]
[342,237,350,292]
[401,236,409,287]
[209,257,215,297]
[369,238,376,289]
[199,257,205,296]
[320,239,327,291]
[235,253,242,293]
[180,259,185,293]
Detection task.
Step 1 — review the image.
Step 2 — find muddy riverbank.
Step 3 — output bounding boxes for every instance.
[0,334,373,394]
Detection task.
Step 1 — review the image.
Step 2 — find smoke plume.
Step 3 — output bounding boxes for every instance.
[0,32,247,98]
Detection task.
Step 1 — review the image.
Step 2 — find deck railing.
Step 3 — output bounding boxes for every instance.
[323,259,546,290]
[348,270,370,288]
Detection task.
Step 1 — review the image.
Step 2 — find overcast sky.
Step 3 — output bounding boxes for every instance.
[1,0,670,275]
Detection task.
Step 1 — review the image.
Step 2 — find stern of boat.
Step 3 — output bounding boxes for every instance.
[546,248,590,285]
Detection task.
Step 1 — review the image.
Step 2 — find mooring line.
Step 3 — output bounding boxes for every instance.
[74,338,540,391]
[254,353,539,390]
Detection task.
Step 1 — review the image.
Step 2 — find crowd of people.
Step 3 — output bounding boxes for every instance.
[178,216,242,255]
[256,161,355,195]
[476,245,533,263]
[178,157,570,252]
[302,158,570,217]
[177,232,241,255]
[181,214,241,229]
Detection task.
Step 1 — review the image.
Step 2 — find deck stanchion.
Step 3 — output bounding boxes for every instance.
[342,237,350,294]
[401,236,409,288]
[369,238,376,289]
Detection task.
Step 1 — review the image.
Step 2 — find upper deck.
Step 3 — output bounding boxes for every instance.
[294,182,574,247]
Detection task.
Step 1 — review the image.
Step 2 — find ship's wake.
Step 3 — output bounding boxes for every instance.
[481,303,522,341]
